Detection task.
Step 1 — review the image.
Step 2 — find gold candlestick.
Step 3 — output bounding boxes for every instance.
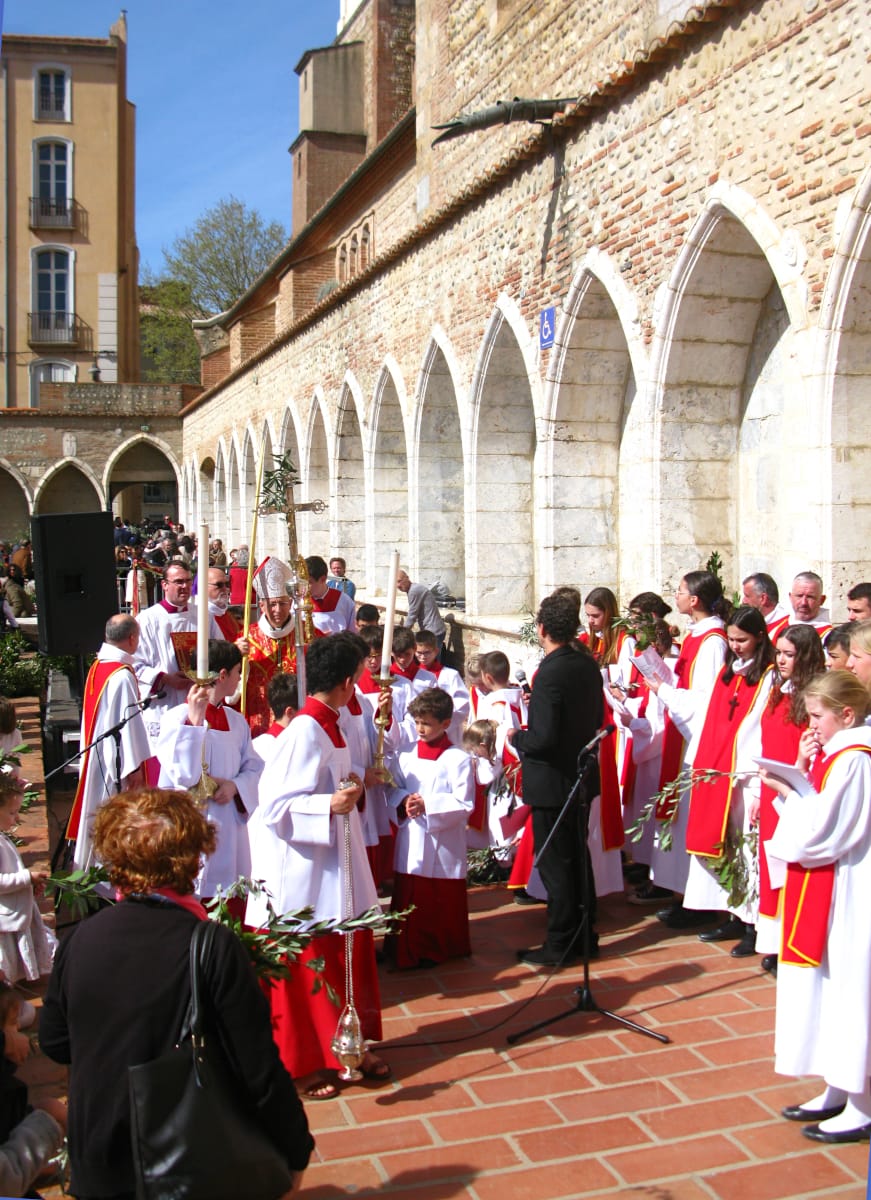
[372,673,396,786]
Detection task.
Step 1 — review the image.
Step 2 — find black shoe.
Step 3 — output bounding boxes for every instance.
[782,1102,846,1122]
[730,930,758,957]
[517,945,581,968]
[698,917,745,942]
[761,954,778,974]
[513,888,546,906]
[623,862,649,885]
[657,904,718,929]
[627,883,673,905]
[801,1122,871,1144]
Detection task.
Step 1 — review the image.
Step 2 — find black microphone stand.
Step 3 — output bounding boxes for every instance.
[46,697,153,873]
[508,742,669,1046]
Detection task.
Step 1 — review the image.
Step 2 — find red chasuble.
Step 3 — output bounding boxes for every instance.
[66,660,134,840]
[780,744,871,967]
[757,693,805,919]
[243,624,299,737]
[685,665,772,858]
[656,628,727,817]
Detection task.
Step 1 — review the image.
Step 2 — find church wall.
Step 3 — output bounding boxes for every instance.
[182,0,871,617]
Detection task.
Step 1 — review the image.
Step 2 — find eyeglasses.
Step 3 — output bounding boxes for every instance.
[209,583,230,592]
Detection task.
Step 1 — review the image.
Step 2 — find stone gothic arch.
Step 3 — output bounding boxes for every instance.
[334,374,366,582]
[34,458,104,514]
[0,461,33,539]
[104,435,180,526]
[302,392,331,553]
[368,358,410,593]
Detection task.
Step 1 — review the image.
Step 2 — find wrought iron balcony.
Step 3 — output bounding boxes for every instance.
[29,196,77,230]
[28,311,83,346]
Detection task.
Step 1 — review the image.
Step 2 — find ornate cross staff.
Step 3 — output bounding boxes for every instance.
[257,451,325,704]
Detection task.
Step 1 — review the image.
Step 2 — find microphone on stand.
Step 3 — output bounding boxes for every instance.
[578,723,616,760]
[137,690,167,711]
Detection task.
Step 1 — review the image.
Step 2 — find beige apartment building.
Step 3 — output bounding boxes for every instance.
[0,13,138,410]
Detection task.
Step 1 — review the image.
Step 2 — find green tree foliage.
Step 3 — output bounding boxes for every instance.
[139,279,201,385]
[161,196,288,315]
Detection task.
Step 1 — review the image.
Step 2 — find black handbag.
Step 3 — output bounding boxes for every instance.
[128,920,294,1200]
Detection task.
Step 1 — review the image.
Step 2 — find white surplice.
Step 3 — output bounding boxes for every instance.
[767,726,871,1094]
[246,714,378,925]
[0,835,57,982]
[388,746,474,879]
[156,704,262,895]
[133,602,224,747]
[73,644,151,871]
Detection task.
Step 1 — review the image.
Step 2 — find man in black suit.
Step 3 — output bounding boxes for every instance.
[507,592,603,966]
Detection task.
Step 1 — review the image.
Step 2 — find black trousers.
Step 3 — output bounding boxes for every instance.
[532,795,597,954]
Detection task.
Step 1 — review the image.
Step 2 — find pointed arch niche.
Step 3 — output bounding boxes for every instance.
[214,446,227,548]
[654,203,806,591]
[371,364,409,590]
[470,311,536,615]
[240,433,258,559]
[226,442,241,554]
[822,172,871,596]
[199,457,216,533]
[35,461,102,514]
[416,339,465,598]
[547,270,638,595]
[302,399,330,554]
[0,464,31,539]
[106,438,178,525]
[334,382,366,581]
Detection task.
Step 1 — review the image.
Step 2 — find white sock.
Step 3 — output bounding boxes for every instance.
[817,1092,871,1133]
[801,1085,847,1113]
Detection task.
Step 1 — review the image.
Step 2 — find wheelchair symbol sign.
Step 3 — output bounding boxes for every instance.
[540,306,555,349]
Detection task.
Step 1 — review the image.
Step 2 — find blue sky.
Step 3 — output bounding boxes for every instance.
[3,2,339,273]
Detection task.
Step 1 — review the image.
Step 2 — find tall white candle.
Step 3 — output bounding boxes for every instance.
[380,549,400,678]
[197,521,210,678]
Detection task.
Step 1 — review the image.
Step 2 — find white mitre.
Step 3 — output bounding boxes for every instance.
[253,555,294,601]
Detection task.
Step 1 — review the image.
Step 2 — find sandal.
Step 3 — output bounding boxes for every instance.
[360,1052,392,1082]
[301,1077,339,1101]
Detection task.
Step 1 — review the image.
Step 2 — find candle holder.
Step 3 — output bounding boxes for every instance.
[372,673,396,786]
[183,669,219,688]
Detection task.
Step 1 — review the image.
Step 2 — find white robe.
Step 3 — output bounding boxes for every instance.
[430,665,471,744]
[246,714,378,925]
[650,616,726,892]
[768,726,871,1094]
[133,603,224,748]
[311,589,357,634]
[389,746,474,879]
[73,643,151,871]
[0,835,57,982]
[156,704,261,896]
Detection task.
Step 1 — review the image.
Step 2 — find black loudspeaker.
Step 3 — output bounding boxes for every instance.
[31,512,116,657]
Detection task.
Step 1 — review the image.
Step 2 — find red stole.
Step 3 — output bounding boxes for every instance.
[214,610,241,641]
[67,660,133,840]
[657,627,727,816]
[311,588,341,613]
[579,630,626,851]
[417,732,452,760]
[780,744,871,966]
[757,694,805,918]
[619,666,650,806]
[301,697,345,748]
[685,665,772,857]
[766,615,790,644]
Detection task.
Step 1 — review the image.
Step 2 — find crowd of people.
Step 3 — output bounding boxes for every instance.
[1,533,871,1193]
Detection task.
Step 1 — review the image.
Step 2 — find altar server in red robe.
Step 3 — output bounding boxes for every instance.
[762,671,871,1144]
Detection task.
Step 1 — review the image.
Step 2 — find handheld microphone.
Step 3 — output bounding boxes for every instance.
[515,668,532,698]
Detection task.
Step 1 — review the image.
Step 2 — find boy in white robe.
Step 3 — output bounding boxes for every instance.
[414,631,470,744]
[251,672,298,765]
[387,688,475,968]
[156,640,261,904]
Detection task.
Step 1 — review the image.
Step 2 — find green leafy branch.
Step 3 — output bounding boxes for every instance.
[612,611,659,651]
[712,825,758,911]
[627,767,747,853]
[47,870,411,996]
[258,451,300,516]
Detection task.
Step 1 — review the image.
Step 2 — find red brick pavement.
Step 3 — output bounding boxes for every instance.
[10,693,868,1200]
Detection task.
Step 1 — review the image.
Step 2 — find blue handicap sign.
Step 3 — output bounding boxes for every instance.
[540,306,555,349]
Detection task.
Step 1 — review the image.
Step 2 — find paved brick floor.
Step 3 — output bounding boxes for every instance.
[13,694,869,1200]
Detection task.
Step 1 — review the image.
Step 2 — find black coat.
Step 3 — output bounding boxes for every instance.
[511,643,603,807]
[40,897,313,1198]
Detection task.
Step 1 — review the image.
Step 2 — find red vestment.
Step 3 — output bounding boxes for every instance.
[66,659,133,840]
[243,623,298,736]
[758,693,805,919]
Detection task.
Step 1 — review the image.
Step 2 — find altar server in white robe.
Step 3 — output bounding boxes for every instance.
[246,633,388,1097]
[133,562,224,755]
[762,670,871,1144]
[70,614,150,871]
[386,687,475,969]
[156,640,261,902]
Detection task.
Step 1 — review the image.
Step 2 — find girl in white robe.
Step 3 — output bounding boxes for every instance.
[0,776,56,984]
[763,671,871,1141]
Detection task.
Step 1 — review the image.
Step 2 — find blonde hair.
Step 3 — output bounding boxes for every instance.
[803,670,870,722]
[462,718,498,757]
[849,619,871,656]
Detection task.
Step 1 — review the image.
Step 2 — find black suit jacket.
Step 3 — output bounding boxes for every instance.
[512,642,603,808]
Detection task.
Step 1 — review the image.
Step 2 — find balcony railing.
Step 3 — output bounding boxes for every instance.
[29,196,76,230]
[28,311,83,346]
